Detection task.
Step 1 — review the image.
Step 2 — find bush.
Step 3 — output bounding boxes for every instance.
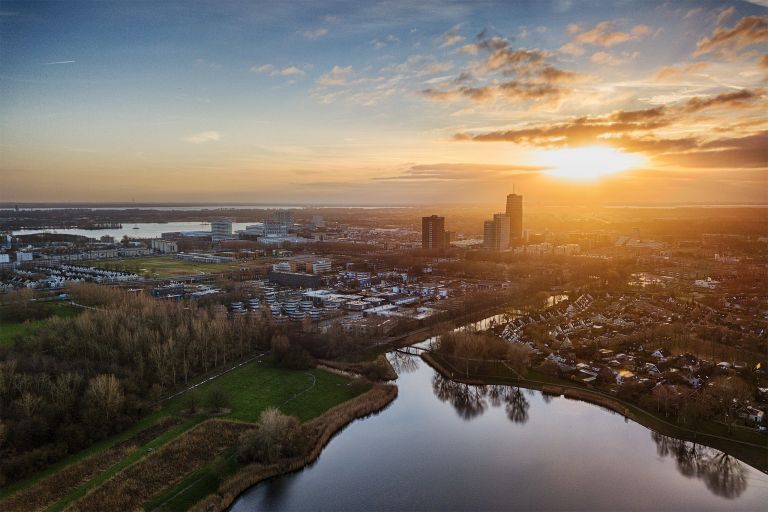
[237,408,300,464]
[183,391,203,414]
[207,387,230,412]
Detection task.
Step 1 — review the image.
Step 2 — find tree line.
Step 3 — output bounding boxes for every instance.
[0,285,274,485]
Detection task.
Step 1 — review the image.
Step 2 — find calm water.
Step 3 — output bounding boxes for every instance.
[12,222,254,240]
[232,352,768,511]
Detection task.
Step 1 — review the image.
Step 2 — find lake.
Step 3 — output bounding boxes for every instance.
[11,222,254,240]
[231,351,768,511]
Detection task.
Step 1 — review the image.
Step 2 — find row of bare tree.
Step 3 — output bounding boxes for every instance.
[0,285,275,485]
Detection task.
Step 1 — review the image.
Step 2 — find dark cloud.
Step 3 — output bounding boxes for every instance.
[694,15,768,56]
[453,107,673,145]
[452,89,763,152]
[681,88,763,112]
[423,32,584,106]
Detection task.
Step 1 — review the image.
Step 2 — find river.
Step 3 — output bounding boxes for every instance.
[231,352,768,511]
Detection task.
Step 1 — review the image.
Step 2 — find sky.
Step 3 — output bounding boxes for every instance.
[0,0,766,206]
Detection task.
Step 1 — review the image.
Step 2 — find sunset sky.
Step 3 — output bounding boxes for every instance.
[1,0,766,205]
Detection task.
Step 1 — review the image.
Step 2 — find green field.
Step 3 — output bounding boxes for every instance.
[164,360,366,423]
[1,358,368,511]
[146,362,367,511]
[0,302,81,346]
[84,256,253,278]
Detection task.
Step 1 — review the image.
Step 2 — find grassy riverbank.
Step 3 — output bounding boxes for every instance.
[422,352,768,472]
[189,384,398,512]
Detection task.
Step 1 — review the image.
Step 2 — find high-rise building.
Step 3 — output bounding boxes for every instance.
[493,213,511,250]
[506,192,523,243]
[422,215,446,249]
[483,214,510,251]
[483,220,495,250]
[211,219,233,242]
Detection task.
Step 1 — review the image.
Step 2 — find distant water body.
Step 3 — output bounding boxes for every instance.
[2,205,412,211]
[12,222,251,239]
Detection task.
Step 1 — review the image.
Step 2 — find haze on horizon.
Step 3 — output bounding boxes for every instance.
[1,0,766,206]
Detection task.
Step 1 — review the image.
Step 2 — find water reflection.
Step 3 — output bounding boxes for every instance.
[651,432,749,499]
[431,373,530,424]
[389,351,419,374]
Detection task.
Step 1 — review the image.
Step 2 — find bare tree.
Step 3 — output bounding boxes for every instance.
[86,374,125,423]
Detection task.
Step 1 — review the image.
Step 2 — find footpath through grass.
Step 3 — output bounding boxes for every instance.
[0,357,367,511]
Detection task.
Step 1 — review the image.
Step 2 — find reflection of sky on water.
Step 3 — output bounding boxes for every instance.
[233,352,768,511]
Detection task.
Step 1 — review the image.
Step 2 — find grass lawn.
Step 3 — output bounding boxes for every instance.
[83,256,253,278]
[0,302,81,346]
[145,363,369,512]
[0,358,368,511]
[161,360,365,422]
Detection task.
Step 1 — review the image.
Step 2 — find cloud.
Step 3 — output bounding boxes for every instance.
[302,27,328,39]
[715,6,736,26]
[654,62,711,81]
[590,51,637,66]
[251,64,305,77]
[440,27,465,48]
[184,131,221,144]
[560,21,652,56]
[374,163,549,182]
[371,34,399,49]
[422,31,587,108]
[277,66,305,76]
[684,8,703,20]
[43,60,76,65]
[694,16,768,56]
[657,132,768,168]
[316,65,355,86]
[681,88,763,112]
[451,89,765,166]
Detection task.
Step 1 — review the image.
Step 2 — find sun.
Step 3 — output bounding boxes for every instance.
[537,145,646,181]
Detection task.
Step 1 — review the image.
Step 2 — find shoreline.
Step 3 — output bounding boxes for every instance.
[421,352,768,473]
[190,383,398,512]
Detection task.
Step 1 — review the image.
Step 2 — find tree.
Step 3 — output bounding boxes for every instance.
[182,390,202,414]
[86,374,125,423]
[206,387,230,412]
[704,376,752,432]
[237,407,300,464]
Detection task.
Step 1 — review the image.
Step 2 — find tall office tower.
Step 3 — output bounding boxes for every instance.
[506,192,523,243]
[422,215,446,249]
[211,219,233,242]
[483,214,511,251]
[493,213,511,250]
[483,220,495,249]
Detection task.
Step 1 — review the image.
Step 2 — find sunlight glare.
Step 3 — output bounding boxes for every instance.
[538,146,646,181]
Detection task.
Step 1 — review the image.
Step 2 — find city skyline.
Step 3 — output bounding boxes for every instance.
[1,0,767,205]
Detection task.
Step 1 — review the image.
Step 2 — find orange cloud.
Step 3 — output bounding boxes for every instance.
[694,15,768,57]
[561,21,652,56]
